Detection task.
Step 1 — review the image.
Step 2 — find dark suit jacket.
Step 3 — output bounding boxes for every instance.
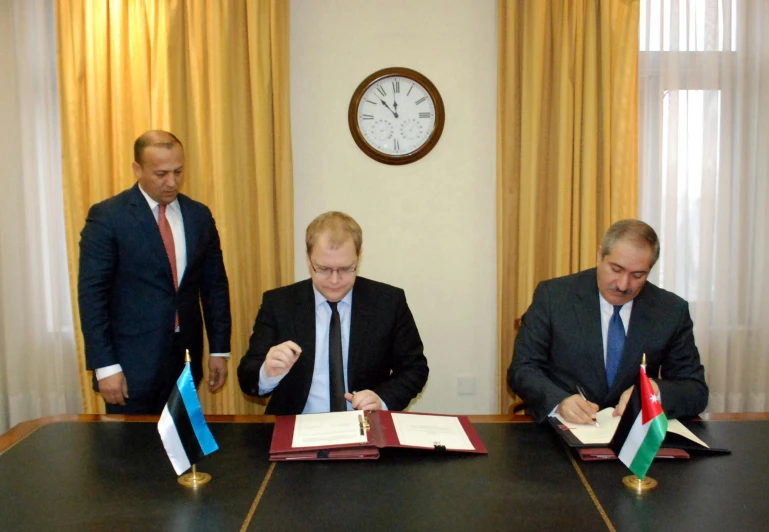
[238,277,429,415]
[78,184,231,397]
[508,268,708,422]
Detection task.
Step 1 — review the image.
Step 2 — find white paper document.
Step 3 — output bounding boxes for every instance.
[555,408,622,444]
[667,420,709,448]
[555,407,709,448]
[291,411,368,449]
[391,413,475,451]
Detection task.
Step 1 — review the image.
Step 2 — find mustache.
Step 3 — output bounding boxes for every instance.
[609,286,633,296]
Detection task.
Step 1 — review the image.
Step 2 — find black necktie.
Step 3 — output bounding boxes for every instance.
[328,301,346,411]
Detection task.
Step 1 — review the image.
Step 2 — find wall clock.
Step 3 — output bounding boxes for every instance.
[348,67,445,165]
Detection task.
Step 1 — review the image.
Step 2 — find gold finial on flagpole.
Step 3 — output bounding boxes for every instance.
[642,353,647,366]
[185,349,191,364]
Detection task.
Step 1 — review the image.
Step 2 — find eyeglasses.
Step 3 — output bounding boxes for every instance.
[311,263,357,278]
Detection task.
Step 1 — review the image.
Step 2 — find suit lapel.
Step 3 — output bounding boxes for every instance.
[614,286,654,389]
[573,270,610,397]
[347,279,372,388]
[293,281,317,393]
[128,185,174,286]
[177,195,197,291]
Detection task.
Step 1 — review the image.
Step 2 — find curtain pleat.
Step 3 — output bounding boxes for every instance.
[497,0,639,413]
[56,0,293,414]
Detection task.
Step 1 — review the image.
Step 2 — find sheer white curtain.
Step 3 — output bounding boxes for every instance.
[639,0,769,413]
[0,0,81,433]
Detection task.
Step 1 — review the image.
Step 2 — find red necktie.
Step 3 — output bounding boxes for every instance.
[158,204,179,329]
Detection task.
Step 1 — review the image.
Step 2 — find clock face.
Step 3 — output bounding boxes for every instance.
[348,67,445,165]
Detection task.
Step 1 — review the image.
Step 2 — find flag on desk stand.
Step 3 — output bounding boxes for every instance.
[158,360,219,476]
[609,360,668,480]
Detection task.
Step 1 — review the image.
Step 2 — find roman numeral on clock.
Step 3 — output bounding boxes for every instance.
[419,112,431,118]
[415,96,426,105]
[377,85,386,97]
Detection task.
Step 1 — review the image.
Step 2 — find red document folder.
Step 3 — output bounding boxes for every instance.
[577,447,690,461]
[269,410,488,461]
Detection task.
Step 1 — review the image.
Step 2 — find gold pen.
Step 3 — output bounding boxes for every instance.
[575,385,600,428]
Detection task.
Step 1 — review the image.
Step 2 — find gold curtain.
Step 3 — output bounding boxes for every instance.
[497,0,639,413]
[56,0,293,414]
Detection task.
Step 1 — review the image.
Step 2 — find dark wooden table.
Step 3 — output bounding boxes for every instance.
[1,413,766,531]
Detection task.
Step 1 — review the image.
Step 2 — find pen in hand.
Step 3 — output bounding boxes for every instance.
[575,385,600,428]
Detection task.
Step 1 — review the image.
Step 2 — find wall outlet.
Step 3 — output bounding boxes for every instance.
[457,376,476,396]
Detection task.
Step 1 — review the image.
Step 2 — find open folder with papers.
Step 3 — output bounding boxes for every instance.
[269,410,488,461]
[548,408,730,460]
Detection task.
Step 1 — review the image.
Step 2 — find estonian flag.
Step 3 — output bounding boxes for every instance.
[609,365,668,479]
[157,363,219,475]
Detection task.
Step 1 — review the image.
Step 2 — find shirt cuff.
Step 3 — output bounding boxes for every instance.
[258,363,286,395]
[210,352,230,359]
[95,364,122,380]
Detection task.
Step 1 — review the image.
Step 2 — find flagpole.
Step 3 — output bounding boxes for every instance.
[177,349,213,488]
[621,353,659,493]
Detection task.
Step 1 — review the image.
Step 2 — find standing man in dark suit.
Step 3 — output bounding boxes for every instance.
[78,130,231,414]
[238,211,428,415]
[508,219,708,424]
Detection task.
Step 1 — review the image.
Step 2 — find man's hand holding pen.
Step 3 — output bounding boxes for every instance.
[557,389,600,426]
[345,390,383,411]
[264,340,302,378]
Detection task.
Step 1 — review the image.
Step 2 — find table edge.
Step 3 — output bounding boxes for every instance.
[2,411,765,454]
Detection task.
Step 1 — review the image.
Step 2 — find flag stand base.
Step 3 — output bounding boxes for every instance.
[622,475,658,493]
[178,465,211,488]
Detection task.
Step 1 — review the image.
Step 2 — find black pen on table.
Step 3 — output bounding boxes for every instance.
[575,385,600,428]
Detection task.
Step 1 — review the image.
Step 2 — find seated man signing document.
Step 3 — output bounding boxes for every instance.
[238,212,429,415]
[508,219,708,424]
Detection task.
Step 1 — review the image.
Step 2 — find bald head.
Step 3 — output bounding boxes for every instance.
[131,130,185,205]
[133,130,183,165]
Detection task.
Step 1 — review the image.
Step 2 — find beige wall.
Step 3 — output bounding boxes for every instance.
[290,0,498,414]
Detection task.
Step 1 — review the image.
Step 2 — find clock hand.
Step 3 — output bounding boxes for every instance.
[378,97,399,118]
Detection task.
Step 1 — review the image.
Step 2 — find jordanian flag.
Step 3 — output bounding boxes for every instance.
[609,366,668,479]
[158,363,219,475]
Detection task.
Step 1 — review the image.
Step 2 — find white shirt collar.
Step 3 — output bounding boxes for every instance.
[598,292,633,313]
[312,284,353,309]
[137,183,180,213]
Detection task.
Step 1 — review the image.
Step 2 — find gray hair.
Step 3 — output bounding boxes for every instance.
[601,219,660,266]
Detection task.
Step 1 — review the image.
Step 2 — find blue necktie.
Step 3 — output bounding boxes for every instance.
[606,305,625,387]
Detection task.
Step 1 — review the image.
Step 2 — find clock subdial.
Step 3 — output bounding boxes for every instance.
[399,119,424,141]
[370,119,394,141]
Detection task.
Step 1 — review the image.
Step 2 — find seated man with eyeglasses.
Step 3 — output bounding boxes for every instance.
[238,211,429,414]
